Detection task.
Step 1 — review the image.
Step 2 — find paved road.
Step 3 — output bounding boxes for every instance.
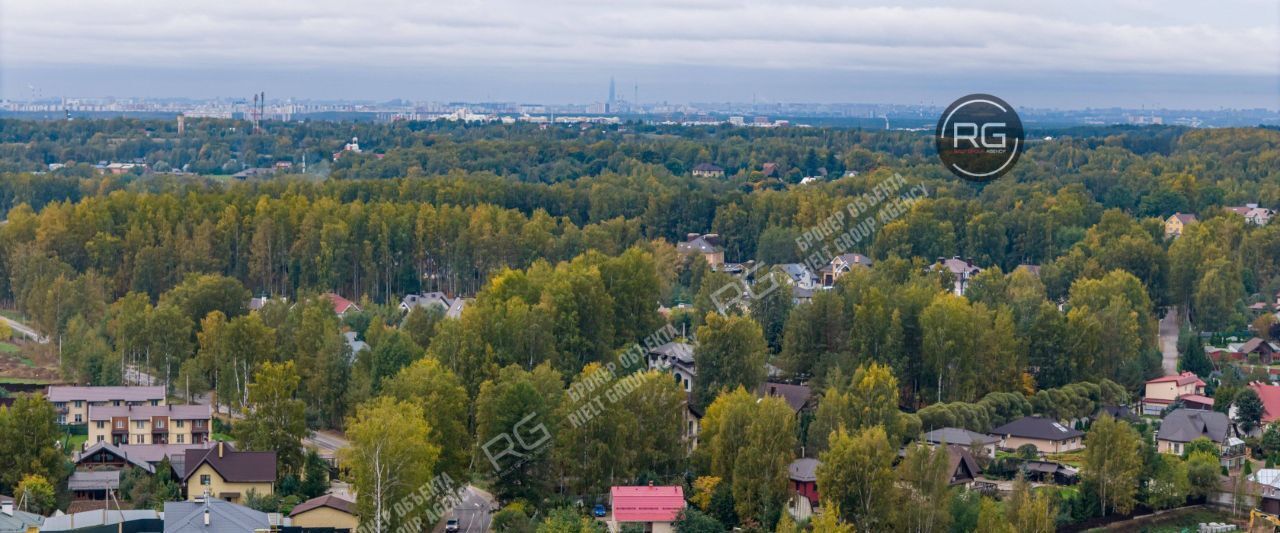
[306,429,350,461]
[1160,306,1181,376]
[0,315,47,344]
[434,486,495,533]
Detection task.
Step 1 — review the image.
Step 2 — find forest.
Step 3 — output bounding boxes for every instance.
[2,118,1280,531]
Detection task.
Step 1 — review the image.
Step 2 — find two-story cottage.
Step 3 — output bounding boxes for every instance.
[182,442,277,504]
[47,386,166,426]
[648,341,696,392]
[1226,204,1274,226]
[933,257,982,296]
[1156,409,1245,469]
[819,253,873,288]
[676,233,725,270]
[1165,213,1198,238]
[1142,372,1208,415]
[87,404,212,446]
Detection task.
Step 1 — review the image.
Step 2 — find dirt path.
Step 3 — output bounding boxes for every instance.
[1160,307,1181,376]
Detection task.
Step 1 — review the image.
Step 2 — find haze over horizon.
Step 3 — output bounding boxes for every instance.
[3,0,1278,110]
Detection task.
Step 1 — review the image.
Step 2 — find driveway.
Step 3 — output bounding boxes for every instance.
[0,315,47,344]
[1159,307,1181,376]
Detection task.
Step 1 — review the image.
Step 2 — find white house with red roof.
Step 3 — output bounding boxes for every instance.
[1142,371,1207,416]
[607,485,686,533]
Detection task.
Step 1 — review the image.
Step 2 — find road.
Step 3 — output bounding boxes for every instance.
[0,315,47,344]
[1159,306,1181,376]
[434,486,496,533]
[306,429,350,461]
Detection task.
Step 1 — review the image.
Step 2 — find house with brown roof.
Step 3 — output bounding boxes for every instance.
[1226,204,1274,226]
[944,445,982,487]
[676,233,725,269]
[182,442,276,504]
[988,416,1084,455]
[325,293,361,317]
[757,382,813,415]
[1143,371,1207,415]
[47,385,166,426]
[290,494,358,530]
[933,257,982,295]
[1165,213,1198,238]
[819,253,872,287]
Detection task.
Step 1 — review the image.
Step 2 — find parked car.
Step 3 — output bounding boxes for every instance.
[445,518,459,532]
[593,504,607,517]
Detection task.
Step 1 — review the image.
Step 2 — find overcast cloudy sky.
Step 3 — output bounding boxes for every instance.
[2,0,1277,109]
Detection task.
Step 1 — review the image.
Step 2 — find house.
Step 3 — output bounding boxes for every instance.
[1019,460,1080,485]
[164,498,282,532]
[934,257,982,295]
[343,332,369,361]
[47,385,166,426]
[1165,213,1198,238]
[776,263,819,290]
[399,292,452,314]
[944,445,982,487]
[761,162,779,177]
[247,295,285,312]
[75,441,215,477]
[0,496,43,532]
[683,396,702,452]
[1249,469,1280,515]
[68,470,120,501]
[290,494,358,530]
[676,233,725,269]
[691,163,725,178]
[87,404,212,446]
[920,427,1000,459]
[182,442,277,504]
[648,341,695,392]
[1248,382,1280,425]
[1226,204,1274,226]
[757,382,814,414]
[445,297,472,319]
[1142,372,1208,415]
[819,254,873,287]
[40,509,161,532]
[326,293,360,317]
[988,416,1084,454]
[607,485,686,533]
[1095,405,1140,424]
[1235,337,1278,364]
[1157,409,1245,469]
[787,458,819,521]
[332,137,362,161]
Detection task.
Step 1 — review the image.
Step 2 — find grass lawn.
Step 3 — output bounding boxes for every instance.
[0,341,19,354]
[0,376,52,385]
[64,434,88,455]
[1044,451,1085,468]
[212,432,234,442]
[0,309,25,321]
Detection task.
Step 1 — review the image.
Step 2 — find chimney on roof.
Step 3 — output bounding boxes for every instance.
[686,233,700,242]
[648,480,654,487]
[217,441,224,458]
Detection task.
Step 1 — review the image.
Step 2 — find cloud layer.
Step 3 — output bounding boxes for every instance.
[4,0,1277,75]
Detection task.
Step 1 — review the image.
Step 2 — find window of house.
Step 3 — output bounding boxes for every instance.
[200,475,211,486]
[176,420,184,428]
[177,434,184,444]
[96,421,104,429]
[135,434,145,444]
[151,400,159,406]
[135,420,145,429]
[75,400,83,408]
[74,414,82,423]
[113,400,121,406]
[96,435,104,442]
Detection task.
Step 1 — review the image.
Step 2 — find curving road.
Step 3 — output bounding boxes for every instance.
[0,315,47,344]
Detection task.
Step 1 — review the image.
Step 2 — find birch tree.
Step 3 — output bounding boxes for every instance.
[341,397,440,533]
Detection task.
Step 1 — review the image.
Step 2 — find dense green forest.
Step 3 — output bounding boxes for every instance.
[3,119,1280,530]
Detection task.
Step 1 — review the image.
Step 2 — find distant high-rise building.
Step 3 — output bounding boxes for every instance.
[608,77,616,112]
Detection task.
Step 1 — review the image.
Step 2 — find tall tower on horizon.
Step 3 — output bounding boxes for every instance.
[608,76,616,112]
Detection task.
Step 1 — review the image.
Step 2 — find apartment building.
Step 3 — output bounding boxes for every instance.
[87,404,212,446]
[47,386,166,425]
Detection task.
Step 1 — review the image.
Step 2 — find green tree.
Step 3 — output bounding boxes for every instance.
[693,313,766,410]
[1187,450,1222,499]
[1082,415,1143,515]
[0,393,66,489]
[340,396,440,533]
[234,360,308,476]
[974,497,1014,533]
[1179,327,1213,378]
[1235,387,1265,434]
[382,357,471,483]
[1005,473,1056,533]
[1146,454,1190,510]
[730,396,796,528]
[474,363,565,502]
[672,508,725,533]
[817,426,896,530]
[15,473,55,515]
[536,507,605,533]
[896,443,953,533]
[299,449,330,499]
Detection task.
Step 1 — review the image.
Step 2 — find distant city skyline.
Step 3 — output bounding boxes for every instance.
[2,0,1278,109]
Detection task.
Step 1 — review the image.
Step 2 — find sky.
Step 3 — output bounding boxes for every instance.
[2,0,1278,109]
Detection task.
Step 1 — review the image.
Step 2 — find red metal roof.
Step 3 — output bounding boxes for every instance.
[1252,382,1280,423]
[1146,371,1205,387]
[1179,394,1215,406]
[610,486,685,523]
